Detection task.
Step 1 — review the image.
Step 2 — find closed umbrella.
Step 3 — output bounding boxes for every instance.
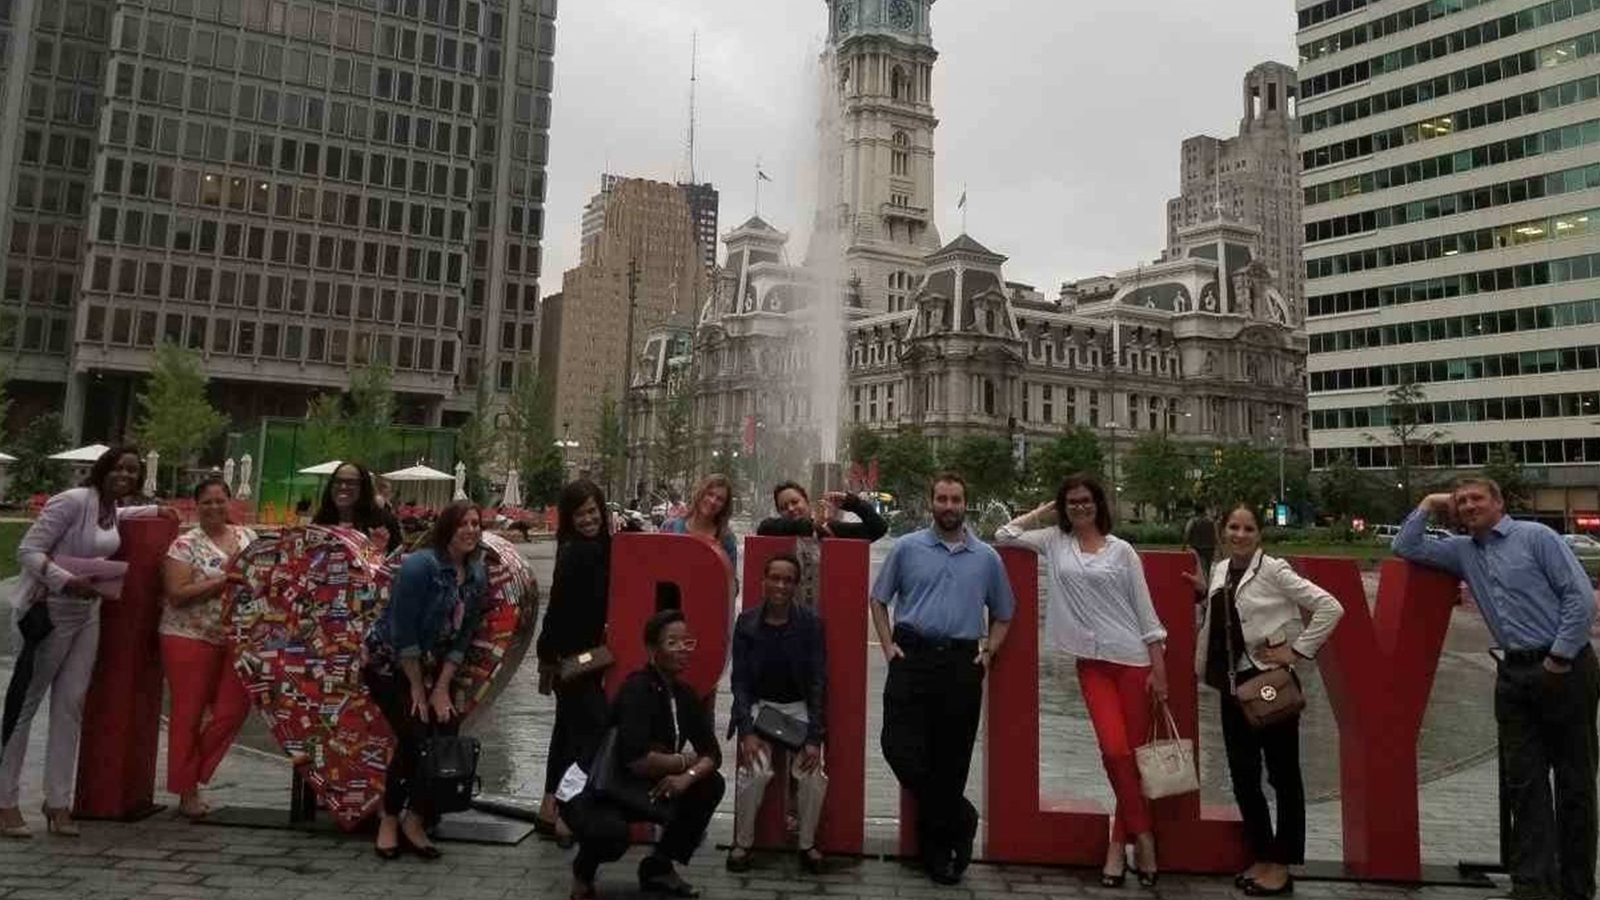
[143,450,159,497]
[501,468,521,509]
[453,462,468,501]
[223,458,236,491]
[238,454,253,500]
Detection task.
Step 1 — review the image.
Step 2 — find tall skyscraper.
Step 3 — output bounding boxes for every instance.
[547,177,706,467]
[680,179,718,272]
[1167,61,1304,317]
[822,0,940,312]
[0,0,556,440]
[1299,0,1600,526]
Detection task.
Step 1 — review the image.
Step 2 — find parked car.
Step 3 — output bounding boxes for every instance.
[1562,533,1600,556]
[1371,524,1402,544]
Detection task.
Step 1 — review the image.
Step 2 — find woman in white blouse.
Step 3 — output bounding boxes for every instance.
[997,474,1169,888]
[160,476,258,820]
[1,446,170,838]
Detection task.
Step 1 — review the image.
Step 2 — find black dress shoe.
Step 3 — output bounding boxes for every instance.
[725,848,752,873]
[1235,873,1255,890]
[1242,875,1293,896]
[798,847,825,874]
[926,858,961,886]
[639,872,700,898]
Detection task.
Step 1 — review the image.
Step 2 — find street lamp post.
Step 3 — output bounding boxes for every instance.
[1270,413,1286,523]
[554,419,580,476]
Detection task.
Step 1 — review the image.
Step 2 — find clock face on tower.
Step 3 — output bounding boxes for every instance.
[887,0,914,30]
[836,3,853,32]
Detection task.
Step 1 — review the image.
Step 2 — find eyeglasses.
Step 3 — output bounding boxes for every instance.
[663,639,698,652]
[1064,500,1097,509]
[333,478,363,488]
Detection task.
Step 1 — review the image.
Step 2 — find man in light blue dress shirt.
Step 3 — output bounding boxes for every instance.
[1395,476,1598,900]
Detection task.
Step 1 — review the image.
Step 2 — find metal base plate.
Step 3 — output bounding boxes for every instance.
[197,805,533,846]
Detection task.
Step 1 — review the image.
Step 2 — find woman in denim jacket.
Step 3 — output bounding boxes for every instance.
[363,500,486,860]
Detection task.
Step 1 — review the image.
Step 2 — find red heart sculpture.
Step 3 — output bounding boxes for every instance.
[225,526,539,828]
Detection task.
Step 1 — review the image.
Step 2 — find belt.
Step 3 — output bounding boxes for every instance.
[1501,645,1593,665]
[893,625,979,654]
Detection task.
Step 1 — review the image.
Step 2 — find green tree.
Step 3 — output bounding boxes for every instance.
[502,366,555,490]
[1373,376,1445,509]
[1204,443,1275,513]
[940,435,1017,506]
[847,426,884,468]
[1023,426,1105,503]
[876,429,937,511]
[8,412,68,499]
[1124,432,1187,521]
[344,364,398,466]
[1482,443,1533,511]
[452,380,497,504]
[594,395,626,499]
[301,391,350,465]
[132,343,228,494]
[650,394,694,494]
[1316,452,1369,520]
[522,446,566,507]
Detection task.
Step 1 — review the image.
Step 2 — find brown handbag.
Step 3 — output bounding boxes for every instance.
[558,645,614,683]
[1222,582,1305,729]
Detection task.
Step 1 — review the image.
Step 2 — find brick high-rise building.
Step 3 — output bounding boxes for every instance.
[1167,61,1304,319]
[0,0,557,440]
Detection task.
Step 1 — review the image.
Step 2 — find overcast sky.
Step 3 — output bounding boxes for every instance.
[541,0,1298,294]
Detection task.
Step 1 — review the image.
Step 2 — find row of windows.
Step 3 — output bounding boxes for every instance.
[1306,206,1598,281]
[0,311,71,354]
[1299,0,1595,100]
[1300,29,1598,136]
[1310,342,1600,393]
[1304,72,1600,172]
[1304,118,1600,207]
[32,37,108,84]
[18,128,95,172]
[27,0,111,39]
[81,305,459,372]
[1310,296,1600,354]
[1,265,76,308]
[10,174,90,217]
[850,383,898,424]
[102,150,469,211]
[1313,389,1600,430]
[92,212,468,285]
[8,222,83,262]
[112,69,479,161]
[1308,251,1600,317]
[1300,0,1488,62]
[24,80,98,126]
[85,260,478,333]
[1312,439,1600,469]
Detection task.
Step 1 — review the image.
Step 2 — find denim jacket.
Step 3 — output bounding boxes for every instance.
[728,603,827,745]
[366,547,487,673]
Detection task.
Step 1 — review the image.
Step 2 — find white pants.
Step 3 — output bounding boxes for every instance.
[733,700,829,851]
[0,597,101,808]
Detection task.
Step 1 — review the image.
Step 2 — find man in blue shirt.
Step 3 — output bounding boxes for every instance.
[1395,477,1598,900]
[870,473,1015,885]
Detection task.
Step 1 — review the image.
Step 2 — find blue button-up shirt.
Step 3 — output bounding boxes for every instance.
[1394,509,1596,659]
[871,527,1016,640]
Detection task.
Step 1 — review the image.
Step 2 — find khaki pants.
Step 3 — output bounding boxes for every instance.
[733,700,828,851]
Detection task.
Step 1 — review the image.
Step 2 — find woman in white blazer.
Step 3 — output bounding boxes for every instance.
[1,446,167,838]
[1184,505,1343,898]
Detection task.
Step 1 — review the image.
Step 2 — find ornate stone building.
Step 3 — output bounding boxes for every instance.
[623,0,1307,503]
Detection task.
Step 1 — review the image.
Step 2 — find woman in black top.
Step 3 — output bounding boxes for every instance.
[535,480,613,844]
[566,609,724,900]
[313,462,402,554]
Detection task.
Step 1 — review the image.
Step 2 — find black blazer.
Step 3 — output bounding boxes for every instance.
[536,538,609,664]
[755,493,887,542]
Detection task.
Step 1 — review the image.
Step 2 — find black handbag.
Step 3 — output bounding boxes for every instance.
[752,705,808,751]
[414,733,482,813]
[16,601,53,643]
[586,727,668,823]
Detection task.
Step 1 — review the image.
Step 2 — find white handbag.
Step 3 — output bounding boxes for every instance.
[1135,701,1199,800]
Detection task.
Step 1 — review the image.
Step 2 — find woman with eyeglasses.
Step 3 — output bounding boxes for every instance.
[565,609,724,900]
[313,462,402,555]
[996,474,1169,889]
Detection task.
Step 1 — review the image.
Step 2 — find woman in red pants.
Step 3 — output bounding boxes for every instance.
[159,476,257,819]
[997,474,1169,888]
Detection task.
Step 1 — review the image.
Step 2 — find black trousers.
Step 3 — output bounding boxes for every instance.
[544,674,609,796]
[1497,646,1600,900]
[565,771,726,883]
[364,667,460,818]
[881,633,985,869]
[1219,669,1306,866]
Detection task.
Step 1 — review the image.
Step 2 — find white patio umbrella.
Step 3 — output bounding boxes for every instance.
[0,452,16,463]
[383,464,455,508]
[48,443,111,462]
[222,458,236,491]
[501,468,522,509]
[453,462,468,501]
[238,454,253,500]
[298,459,343,475]
[142,450,159,496]
[381,464,454,482]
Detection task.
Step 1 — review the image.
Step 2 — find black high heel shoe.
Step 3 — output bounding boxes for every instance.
[1134,867,1158,888]
[398,826,442,860]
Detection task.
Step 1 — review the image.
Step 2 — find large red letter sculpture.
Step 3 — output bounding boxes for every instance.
[739,536,868,856]
[76,516,179,820]
[607,532,734,700]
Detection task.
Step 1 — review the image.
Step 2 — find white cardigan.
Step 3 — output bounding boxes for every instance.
[12,487,158,608]
[1195,548,1345,678]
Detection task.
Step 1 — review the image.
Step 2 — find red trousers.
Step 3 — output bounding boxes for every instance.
[1076,658,1154,842]
[160,635,251,796]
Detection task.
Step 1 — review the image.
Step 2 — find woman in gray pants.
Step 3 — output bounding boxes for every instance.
[1,447,167,838]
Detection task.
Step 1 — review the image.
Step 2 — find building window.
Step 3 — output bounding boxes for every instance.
[1043,385,1053,423]
[1088,389,1099,427]
[983,379,996,416]
[891,131,909,177]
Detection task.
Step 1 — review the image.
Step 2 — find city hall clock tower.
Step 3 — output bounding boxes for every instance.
[817,0,940,313]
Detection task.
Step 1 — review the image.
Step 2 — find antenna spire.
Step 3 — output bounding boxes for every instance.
[686,32,699,185]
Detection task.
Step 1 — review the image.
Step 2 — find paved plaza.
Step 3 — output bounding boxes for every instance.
[0,529,1591,899]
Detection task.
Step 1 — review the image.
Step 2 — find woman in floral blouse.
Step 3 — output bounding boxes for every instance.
[159,476,258,819]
